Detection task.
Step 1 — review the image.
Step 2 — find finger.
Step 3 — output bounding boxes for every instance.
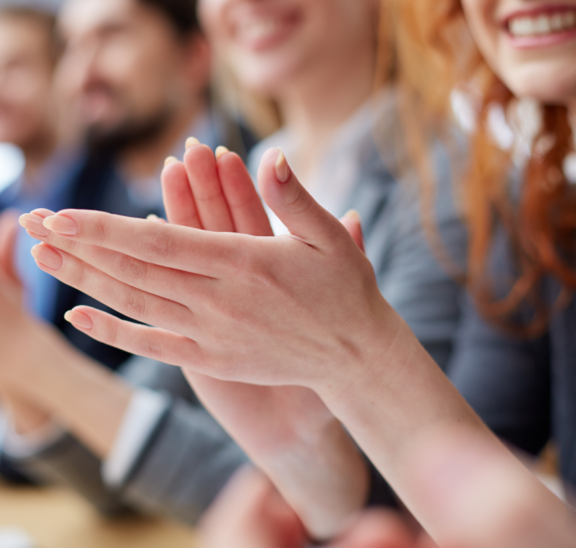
[31,243,196,337]
[183,143,235,232]
[147,214,167,224]
[329,510,416,548]
[21,209,244,278]
[217,151,273,237]
[23,213,214,302]
[258,149,345,247]
[64,306,204,370]
[161,159,202,229]
[340,211,365,254]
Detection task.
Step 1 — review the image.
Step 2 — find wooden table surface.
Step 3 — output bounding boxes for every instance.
[0,483,196,548]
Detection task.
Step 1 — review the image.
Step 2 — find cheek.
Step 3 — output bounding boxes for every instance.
[198,0,230,44]
[461,0,503,74]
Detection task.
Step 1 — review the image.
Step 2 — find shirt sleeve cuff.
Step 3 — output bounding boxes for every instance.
[102,387,170,489]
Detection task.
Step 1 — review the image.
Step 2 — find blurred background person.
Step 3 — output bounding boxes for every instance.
[0,0,80,484]
[0,0,254,524]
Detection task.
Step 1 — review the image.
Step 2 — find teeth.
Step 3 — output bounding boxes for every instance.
[237,19,282,42]
[508,10,576,37]
[550,13,564,31]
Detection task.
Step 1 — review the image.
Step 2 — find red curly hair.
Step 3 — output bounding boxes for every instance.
[380,0,576,334]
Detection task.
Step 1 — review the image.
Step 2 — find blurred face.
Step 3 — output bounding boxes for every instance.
[461,0,576,104]
[57,0,198,146]
[199,0,376,96]
[0,15,55,148]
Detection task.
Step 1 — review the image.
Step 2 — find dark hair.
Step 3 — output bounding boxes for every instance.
[0,6,61,64]
[138,0,200,38]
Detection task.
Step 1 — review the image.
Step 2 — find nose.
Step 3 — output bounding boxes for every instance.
[58,40,101,97]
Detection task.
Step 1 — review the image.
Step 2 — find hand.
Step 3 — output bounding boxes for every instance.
[0,210,21,285]
[20,148,389,396]
[198,466,307,548]
[151,143,371,539]
[0,212,55,432]
[199,466,419,548]
[19,147,380,537]
[0,211,38,390]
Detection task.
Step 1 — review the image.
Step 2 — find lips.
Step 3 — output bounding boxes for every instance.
[236,18,287,43]
[506,7,576,38]
[230,6,302,51]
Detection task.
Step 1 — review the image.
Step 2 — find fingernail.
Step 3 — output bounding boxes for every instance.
[64,309,93,330]
[43,214,78,236]
[186,137,200,149]
[31,244,63,270]
[164,156,178,167]
[215,146,229,161]
[19,214,51,237]
[275,150,291,183]
[147,214,166,224]
[344,210,361,222]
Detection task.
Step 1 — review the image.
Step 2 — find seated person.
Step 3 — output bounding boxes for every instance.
[0,0,252,522]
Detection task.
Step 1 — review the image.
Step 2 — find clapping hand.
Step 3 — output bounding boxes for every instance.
[21,142,371,540]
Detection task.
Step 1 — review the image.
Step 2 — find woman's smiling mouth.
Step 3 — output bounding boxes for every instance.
[504,5,576,47]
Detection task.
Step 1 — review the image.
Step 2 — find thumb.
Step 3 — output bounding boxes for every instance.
[258,148,344,246]
[340,211,365,254]
[0,210,20,283]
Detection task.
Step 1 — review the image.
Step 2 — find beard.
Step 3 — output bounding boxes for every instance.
[85,104,175,154]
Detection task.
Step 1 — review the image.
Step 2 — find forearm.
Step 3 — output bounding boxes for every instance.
[7,326,132,457]
[319,317,570,547]
[184,375,369,541]
[256,416,369,542]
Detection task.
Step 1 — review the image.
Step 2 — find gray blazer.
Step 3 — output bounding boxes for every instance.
[8,96,469,521]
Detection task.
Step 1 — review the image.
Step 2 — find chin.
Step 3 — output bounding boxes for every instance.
[504,63,576,106]
[238,71,293,98]
[233,54,306,98]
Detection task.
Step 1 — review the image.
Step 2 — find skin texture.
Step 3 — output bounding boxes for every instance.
[20,147,575,547]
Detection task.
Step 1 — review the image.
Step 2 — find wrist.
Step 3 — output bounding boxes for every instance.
[2,392,52,435]
[259,414,369,541]
[316,297,408,409]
